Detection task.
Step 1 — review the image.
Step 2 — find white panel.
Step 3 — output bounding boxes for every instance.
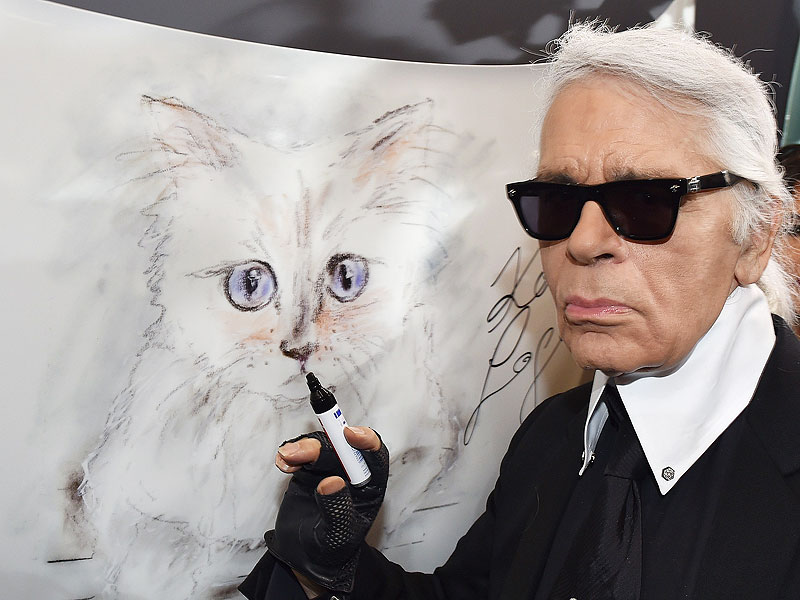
[0,1,584,597]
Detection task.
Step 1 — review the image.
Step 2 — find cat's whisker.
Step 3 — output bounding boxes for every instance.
[336,351,373,382]
[330,355,369,410]
[352,336,388,353]
[81,96,459,598]
[331,354,360,381]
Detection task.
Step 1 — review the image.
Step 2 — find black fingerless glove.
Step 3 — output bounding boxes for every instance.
[266,430,390,594]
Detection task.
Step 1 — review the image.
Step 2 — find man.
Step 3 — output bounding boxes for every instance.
[241,23,800,600]
[778,146,800,334]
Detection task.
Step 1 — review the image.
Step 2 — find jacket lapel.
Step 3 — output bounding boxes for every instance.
[498,403,587,600]
[695,318,800,598]
[694,426,800,598]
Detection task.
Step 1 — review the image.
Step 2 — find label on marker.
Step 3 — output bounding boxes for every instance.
[316,405,371,487]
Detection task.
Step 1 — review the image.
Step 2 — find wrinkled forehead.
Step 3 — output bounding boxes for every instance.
[536,73,718,181]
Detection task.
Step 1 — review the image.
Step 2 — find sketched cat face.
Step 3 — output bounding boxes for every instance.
[144,95,446,407]
[218,252,369,362]
[79,95,457,599]
[222,253,368,314]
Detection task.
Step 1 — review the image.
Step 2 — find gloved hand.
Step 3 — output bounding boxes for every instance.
[266,427,389,594]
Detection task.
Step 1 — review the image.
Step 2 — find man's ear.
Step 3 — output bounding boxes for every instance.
[734,204,781,285]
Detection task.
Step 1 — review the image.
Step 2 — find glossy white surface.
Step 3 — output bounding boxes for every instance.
[0,1,584,597]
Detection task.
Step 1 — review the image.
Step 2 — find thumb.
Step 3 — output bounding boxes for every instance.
[313,484,359,552]
[317,476,346,496]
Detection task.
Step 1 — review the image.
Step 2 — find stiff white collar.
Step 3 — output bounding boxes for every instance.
[578,284,775,494]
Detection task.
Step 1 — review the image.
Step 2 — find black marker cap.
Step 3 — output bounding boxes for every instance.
[306,372,336,413]
[306,372,322,391]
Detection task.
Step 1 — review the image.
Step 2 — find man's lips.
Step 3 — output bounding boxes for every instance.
[563,296,633,321]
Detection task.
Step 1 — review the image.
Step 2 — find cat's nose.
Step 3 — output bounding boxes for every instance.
[279,340,319,364]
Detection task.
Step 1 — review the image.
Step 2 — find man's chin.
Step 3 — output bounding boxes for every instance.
[575,359,625,377]
[565,335,649,376]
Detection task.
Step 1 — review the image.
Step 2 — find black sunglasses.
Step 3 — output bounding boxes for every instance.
[506,170,746,241]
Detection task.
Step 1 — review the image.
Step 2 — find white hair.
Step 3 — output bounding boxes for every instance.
[535,22,798,323]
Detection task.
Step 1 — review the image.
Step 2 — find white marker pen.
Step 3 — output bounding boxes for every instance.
[306,372,371,487]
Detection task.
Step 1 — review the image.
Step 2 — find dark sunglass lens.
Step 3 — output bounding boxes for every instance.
[601,182,678,240]
[517,185,583,239]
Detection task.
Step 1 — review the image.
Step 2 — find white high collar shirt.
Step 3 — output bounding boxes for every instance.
[578,284,776,494]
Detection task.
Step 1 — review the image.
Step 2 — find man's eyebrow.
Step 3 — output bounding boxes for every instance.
[607,168,674,181]
[535,170,578,184]
[535,168,678,184]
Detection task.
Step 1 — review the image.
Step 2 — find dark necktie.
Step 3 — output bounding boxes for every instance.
[551,384,648,600]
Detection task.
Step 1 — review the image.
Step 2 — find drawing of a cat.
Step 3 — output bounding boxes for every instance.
[78,95,460,598]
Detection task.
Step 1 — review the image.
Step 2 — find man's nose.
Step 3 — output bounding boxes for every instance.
[565,201,628,265]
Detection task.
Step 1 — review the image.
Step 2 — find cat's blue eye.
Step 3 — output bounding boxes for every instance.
[327,254,369,303]
[225,261,277,311]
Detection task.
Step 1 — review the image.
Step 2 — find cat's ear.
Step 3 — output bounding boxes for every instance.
[343,99,440,183]
[141,95,239,170]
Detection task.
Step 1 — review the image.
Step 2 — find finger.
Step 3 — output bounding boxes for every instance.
[343,426,381,451]
[349,428,389,490]
[317,475,347,496]
[275,452,302,474]
[314,484,360,556]
[277,436,322,466]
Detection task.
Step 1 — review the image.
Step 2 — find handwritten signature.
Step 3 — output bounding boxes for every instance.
[463,247,563,445]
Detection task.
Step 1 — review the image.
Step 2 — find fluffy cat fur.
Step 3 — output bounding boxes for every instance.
[79,95,459,598]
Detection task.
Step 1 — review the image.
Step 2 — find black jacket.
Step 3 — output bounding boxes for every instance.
[241,317,800,599]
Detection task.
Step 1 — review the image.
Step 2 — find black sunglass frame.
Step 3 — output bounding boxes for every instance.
[506,170,746,241]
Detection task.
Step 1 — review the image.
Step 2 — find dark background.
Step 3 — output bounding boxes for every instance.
[51,0,800,128]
